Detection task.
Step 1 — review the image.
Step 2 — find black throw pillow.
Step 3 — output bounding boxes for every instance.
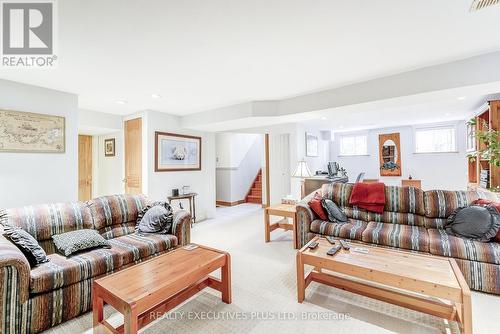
[321,199,348,223]
[3,225,49,267]
[136,201,173,234]
[445,205,500,242]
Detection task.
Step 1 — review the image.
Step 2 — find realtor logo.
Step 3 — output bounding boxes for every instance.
[1,0,57,67]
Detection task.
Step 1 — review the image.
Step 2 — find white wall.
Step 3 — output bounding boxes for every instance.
[0,79,78,207]
[216,134,263,202]
[145,110,216,221]
[94,132,124,196]
[330,121,468,190]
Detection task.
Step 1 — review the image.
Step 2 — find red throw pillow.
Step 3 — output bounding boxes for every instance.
[308,192,328,220]
[474,199,500,242]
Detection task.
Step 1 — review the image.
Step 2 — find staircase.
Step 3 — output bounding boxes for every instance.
[246,170,262,204]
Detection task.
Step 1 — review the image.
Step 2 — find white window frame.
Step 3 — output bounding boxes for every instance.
[338,132,369,156]
[413,123,458,154]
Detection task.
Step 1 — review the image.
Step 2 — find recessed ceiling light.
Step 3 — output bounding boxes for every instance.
[458,96,466,101]
[445,112,452,116]
[151,94,162,99]
[115,100,128,105]
[339,125,344,129]
[321,116,327,120]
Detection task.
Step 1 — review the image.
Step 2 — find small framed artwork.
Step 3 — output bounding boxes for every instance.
[104,138,115,157]
[305,133,318,157]
[155,132,202,172]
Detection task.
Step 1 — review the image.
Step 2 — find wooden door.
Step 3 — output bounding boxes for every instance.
[78,135,93,201]
[124,118,142,194]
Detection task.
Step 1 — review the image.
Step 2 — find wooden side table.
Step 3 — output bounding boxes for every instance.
[167,193,197,226]
[264,203,298,249]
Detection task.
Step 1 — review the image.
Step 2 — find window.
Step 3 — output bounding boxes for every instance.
[339,134,368,156]
[414,126,457,153]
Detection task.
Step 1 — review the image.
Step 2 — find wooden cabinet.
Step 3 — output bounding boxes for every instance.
[467,100,500,193]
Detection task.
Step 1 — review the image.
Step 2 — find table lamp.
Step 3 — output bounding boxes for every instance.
[292,159,313,199]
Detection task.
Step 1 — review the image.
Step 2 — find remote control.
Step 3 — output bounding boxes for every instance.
[326,236,336,244]
[327,245,341,256]
[308,241,319,249]
[339,239,350,250]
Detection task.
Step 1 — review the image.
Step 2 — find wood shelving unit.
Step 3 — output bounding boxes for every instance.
[467,100,500,196]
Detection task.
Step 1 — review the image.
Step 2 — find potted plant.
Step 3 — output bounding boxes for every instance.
[467,118,500,167]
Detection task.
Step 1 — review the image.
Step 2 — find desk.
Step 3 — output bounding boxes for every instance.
[167,193,198,226]
[402,179,422,189]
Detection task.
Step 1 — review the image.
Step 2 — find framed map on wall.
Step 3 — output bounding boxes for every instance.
[0,110,65,153]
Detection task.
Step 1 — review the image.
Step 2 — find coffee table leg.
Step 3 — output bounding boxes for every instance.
[462,291,473,334]
[264,210,270,242]
[124,305,138,334]
[92,285,103,332]
[221,253,232,304]
[296,251,305,303]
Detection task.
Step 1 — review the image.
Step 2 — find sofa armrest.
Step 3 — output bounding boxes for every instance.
[0,226,30,304]
[172,210,191,246]
[296,192,317,248]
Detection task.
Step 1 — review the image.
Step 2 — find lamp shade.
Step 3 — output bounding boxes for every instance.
[292,160,313,178]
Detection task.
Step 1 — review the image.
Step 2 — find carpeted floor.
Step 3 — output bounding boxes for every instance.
[47,204,500,334]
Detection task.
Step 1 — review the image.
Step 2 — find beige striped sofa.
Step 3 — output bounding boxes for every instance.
[0,194,191,334]
[296,183,500,295]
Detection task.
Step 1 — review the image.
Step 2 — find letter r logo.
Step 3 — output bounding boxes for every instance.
[2,1,53,55]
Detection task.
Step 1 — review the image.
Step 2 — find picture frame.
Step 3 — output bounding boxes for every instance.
[305,132,318,157]
[155,132,202,172]
[104,138,115,157]
[0,109,65,153]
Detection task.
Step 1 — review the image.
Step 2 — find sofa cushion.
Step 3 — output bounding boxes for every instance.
[0,202,93,243]
[29,233,178,294]
[384,186,425,215]
[321,183,353,207]
[424,190,480,218]
[308,192,328,220]
[361,222,429,252]
[88,194,149,231]
[310,219,368,241]
[30,246,124,294]
[428,228,500,265]
[367,211,426,227]
[107,233,178,265]
[100,222,136,239]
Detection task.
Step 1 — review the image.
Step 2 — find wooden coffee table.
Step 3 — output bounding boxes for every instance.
[296,237,472,334]
[93,244,231,334]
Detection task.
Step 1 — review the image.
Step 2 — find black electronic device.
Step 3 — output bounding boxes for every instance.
[308,241,319,249]
[339,239,350,250]
[327,245,342,256]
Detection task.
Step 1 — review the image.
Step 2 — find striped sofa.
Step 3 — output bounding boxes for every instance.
[0,194,191,334]
[296,183,500,295]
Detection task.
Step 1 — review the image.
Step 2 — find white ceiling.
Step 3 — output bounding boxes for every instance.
[1,0,500,117]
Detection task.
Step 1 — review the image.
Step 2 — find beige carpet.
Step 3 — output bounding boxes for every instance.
[46,204,500,334]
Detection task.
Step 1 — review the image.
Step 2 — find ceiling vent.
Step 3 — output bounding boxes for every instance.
[470,0,500,11]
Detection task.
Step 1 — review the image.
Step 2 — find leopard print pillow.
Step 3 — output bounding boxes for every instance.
[52,229,111,256]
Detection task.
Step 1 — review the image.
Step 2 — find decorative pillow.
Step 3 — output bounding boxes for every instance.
[308,192,327,220]
[136,201,173,234]
[52,229,111,256]
[445,205,500,242]
[321,199,348,223]
[3,225,49,267]
[475,199,500,242]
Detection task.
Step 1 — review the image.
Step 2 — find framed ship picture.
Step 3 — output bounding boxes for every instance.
[0,109,65,153]
[155,132,202,172]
